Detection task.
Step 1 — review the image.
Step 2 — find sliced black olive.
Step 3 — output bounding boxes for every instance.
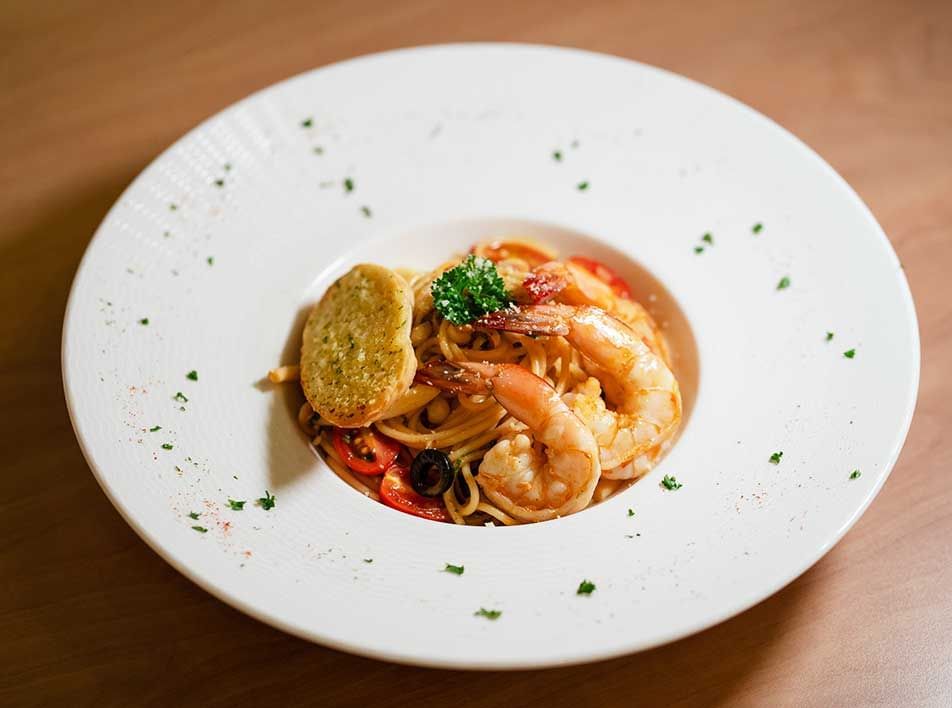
[410,449,456,497]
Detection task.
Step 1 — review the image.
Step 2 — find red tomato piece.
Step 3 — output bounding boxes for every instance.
[520,269,567,304]
[332,427,400,476]
[379,463,451,522]
[567,256,633,299]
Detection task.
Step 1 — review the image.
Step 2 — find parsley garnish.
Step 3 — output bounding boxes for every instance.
[553,150,562,161]
[188,511,200,520]
[207,256,214,266]
[363,558,373,563]
[213,178,224,188]
[139,318,149,325]
[186,370,198,381]
[192,525,208,533]
[694,246,704,254]
[174,392,188,403]
[431,255,510,325]
[753,222,763,234]
[149,425,161,432]
[661,474,682,490]
[227,499,245,511]
[849,470,861,480]
[257,490,276,510]
[769,451,783,464]
[627,508,635,517]
[169,203,178,211]
[843,349,856,359]
[577,181,589,191]
[777,276,791,290]
[343,177,354,193]
[577,579,596,595]
[474,608,501,620]
[826,331,834,341]
[301,117,313,128]
[360,205,372,218]
[161,443,173,450]
[701,232,713,244]
[444,563,465,575]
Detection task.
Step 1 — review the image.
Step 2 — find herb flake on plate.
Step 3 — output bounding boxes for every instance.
[826,331,834,341]
[777,276,791,290]
[191,526,208,533]
[769,451,783,464]
[577,181,589,191]
[186,370,198,381]
[752,222,763,234]
[257,490,276,510]
[161,443,173,451]
[849,470,862,480]
[474,608,501,620]
[227,499,246,511]
[661,474,682,490]
[843,349,856,359]
[444,563,465,575]
[577,579,596,595]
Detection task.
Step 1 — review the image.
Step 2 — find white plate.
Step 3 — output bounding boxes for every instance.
[62,44,919,669]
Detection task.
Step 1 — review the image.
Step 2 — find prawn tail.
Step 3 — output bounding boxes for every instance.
[476,304,572,337]
[415,359,492,395]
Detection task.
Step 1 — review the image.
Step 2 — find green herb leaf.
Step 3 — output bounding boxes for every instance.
[149,425,162,432]
[207,256,214,266]
[188,511,200,520]
[474,608,502,620]
[161,443,173,450]
[169,203,178,211]
[313,146,324,155]
[213,178,224,188]
[627,508,635,517]
[777,276,791,290]
[843,349,856,359]
[752,222,763,234]
[577,579,596,595]
[360,205,372,218]
[694,246,705,254]
[701,232,713,244]
[174,392,188,403]
[661,474,682,490]
[223,163,232,172]
[301,117,313,128]
[257,490,276,510]
[363,558,373,563]
[431,255,511,325]
[769,451,783,464]
[186,370,198,381]
[191,525,208,533]
[139,318,149,325]
[444,563,465,575]
[849,469,861,480]
[826,331,834,341]
[227,499,245,511]
[343,177,354,193]
[553,150,562,161]
[577,181,589,191]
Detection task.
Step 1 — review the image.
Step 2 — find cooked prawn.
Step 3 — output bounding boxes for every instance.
[524,261,671,366]
[478,304,681,471]
[415,360,601,522]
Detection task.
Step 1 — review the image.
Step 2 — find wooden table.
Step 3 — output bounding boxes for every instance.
[2,1,950,705]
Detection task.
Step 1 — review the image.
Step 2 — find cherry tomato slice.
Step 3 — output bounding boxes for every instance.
[567,256,633,299]
[379,463,451,522]
[332,427,400,476]
[471,239,557,269]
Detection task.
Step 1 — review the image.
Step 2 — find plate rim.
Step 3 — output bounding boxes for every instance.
[61,42,921,669]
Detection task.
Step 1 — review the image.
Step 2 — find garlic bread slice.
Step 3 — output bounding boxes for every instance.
[301,264,415,428]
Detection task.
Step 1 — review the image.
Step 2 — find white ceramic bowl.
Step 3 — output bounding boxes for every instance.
[62,44,919,669]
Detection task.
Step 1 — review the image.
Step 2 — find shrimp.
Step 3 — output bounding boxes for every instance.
[415,360,601,522]
[477,304,682,471]
[522,261,671,366]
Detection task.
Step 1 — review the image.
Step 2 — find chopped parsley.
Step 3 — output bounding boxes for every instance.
[826,331,834,341]
[173,392,189,403]
[313,146,324,155]
[139,318,149,325]
[849,470,862,480]
[661,474,682,490]
[431,255,510,325]
[553,150,562,161]
[577,579,596,595]
[343,177,354,193]
[444,563,465,575]
[161,443,173,450]
[752,222,763,234]
[777,276,791,290]
[227,499,246,511]
[257,490,276,510]
[186,370,198,381]
[169,203,178,211]
[224,162,232,172]
[360,205,372,218]
[474,608,502,620]
[188,511,200,520]
[694,246,705,254]
[149,425,162,432]
[701,232,713,244]
[192,525,208,533]
[769,451,783,464]
[577,181,589,191]
[301,117,313,128]
[843,349,856,359]
[363,558,373,563]
[207,256,214,266]
[213,178,224,188]
[627,508,635,517]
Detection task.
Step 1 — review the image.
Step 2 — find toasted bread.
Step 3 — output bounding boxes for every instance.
[300,264,415,428]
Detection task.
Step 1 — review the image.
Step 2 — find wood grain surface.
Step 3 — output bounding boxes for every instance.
[2,1,950,706]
